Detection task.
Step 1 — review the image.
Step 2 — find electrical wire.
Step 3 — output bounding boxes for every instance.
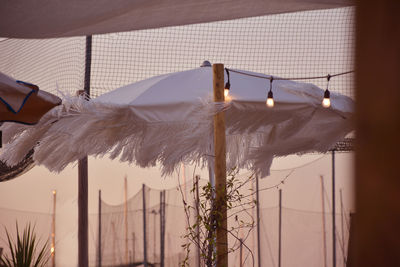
[226,68,354,81]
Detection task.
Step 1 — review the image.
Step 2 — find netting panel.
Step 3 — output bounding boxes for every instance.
[0,38,85,97]
[1,7,354,99]
[90,7,354,98]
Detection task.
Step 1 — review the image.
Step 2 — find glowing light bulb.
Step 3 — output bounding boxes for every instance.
[266,91,274,108]
[322,98,331,108]
[322,89,331,108]
[224,88,229,98]
[51,246,55,254]
[224,81,230,99]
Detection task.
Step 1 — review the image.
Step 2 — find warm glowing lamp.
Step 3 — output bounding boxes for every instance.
[224,83,230,98]
[322,89,331,108]
[224,68,231,99]
[266,77,274,108]
[266,90,274,107]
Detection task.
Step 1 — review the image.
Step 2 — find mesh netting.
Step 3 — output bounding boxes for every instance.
[89,153,352,267]
[0,7,354,99]
[90,182,204,267]
[0,5,354,266]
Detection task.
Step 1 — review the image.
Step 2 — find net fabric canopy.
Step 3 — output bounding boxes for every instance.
[0,0,353,38]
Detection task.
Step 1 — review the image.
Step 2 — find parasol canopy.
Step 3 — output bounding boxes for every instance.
[0,72,61,182]
[0,64,354,177]
[0,72,61,125]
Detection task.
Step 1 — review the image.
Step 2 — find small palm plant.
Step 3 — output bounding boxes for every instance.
[0,223,50,267]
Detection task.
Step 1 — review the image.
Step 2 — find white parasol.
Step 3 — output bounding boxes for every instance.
[0,62,354,177]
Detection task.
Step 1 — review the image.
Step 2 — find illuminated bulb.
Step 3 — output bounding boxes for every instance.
[51,246,55,254]
[224,81,230,99]
[224,88,229,98]
[322,90,331,108]
[52,190,56,195]
[266,91,274,108]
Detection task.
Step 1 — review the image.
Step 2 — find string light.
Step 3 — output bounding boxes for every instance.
[224,68,230,98]
[224,68,353,108]
[322,74,331,108]
[266,77,274,108]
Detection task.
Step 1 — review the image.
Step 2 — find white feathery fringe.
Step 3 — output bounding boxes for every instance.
[0,95,354,177]
[0,96,221,175]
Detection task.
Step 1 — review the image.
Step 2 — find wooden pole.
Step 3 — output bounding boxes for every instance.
[124,176,129,264]
[195,175,201,267]
[160,190,165,267]
[340,189,346,266]
[142,184,148,267]
[132,232,136,264]
[356,1,400,265]
[239,239,243,267]
[112,221,116,266]
[98,190,102,267]
[213,63,228,267]
[78,156,89,267]
[320,176,328,267]
[355,2,400,266]
[78,35,92,267]
[278,189,282,267]
[332,151,336,267]
[346,213,355,267]
[255,175,261,267]
[152,209,157,264]
[51,190,56,267]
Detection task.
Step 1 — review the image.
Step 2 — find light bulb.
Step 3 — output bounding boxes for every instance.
[322,89,331,108]
[266,98,274,107]
[224,88,229,98]
[51,246,55,254]
[322,98,331,108]
[266,91,274,108]
[224,81,230,99]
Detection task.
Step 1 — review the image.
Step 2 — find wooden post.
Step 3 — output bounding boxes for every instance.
[213,63,228,267]
[151,209,157,264]
[195,175,201,267]
[124,176,129,264]
[355,2,400,265]
[278,189,282,267]
[78,35,92,267]
[346,213,355,267]
[320,176,328,267]
[142,184,148,267]
[239,239,243,267]
[256,175,261,267]
[132,232,136,264]
[332,151,336,267]
[51,190,56,267]
[78,156,88,267]
[340,189,346,265]
[98,190,102,267]
[160,190,165,267]
[112,221,116,266]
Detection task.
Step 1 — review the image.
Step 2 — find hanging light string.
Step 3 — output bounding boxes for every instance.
[224,68,354,108]
[225,69,354,81]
